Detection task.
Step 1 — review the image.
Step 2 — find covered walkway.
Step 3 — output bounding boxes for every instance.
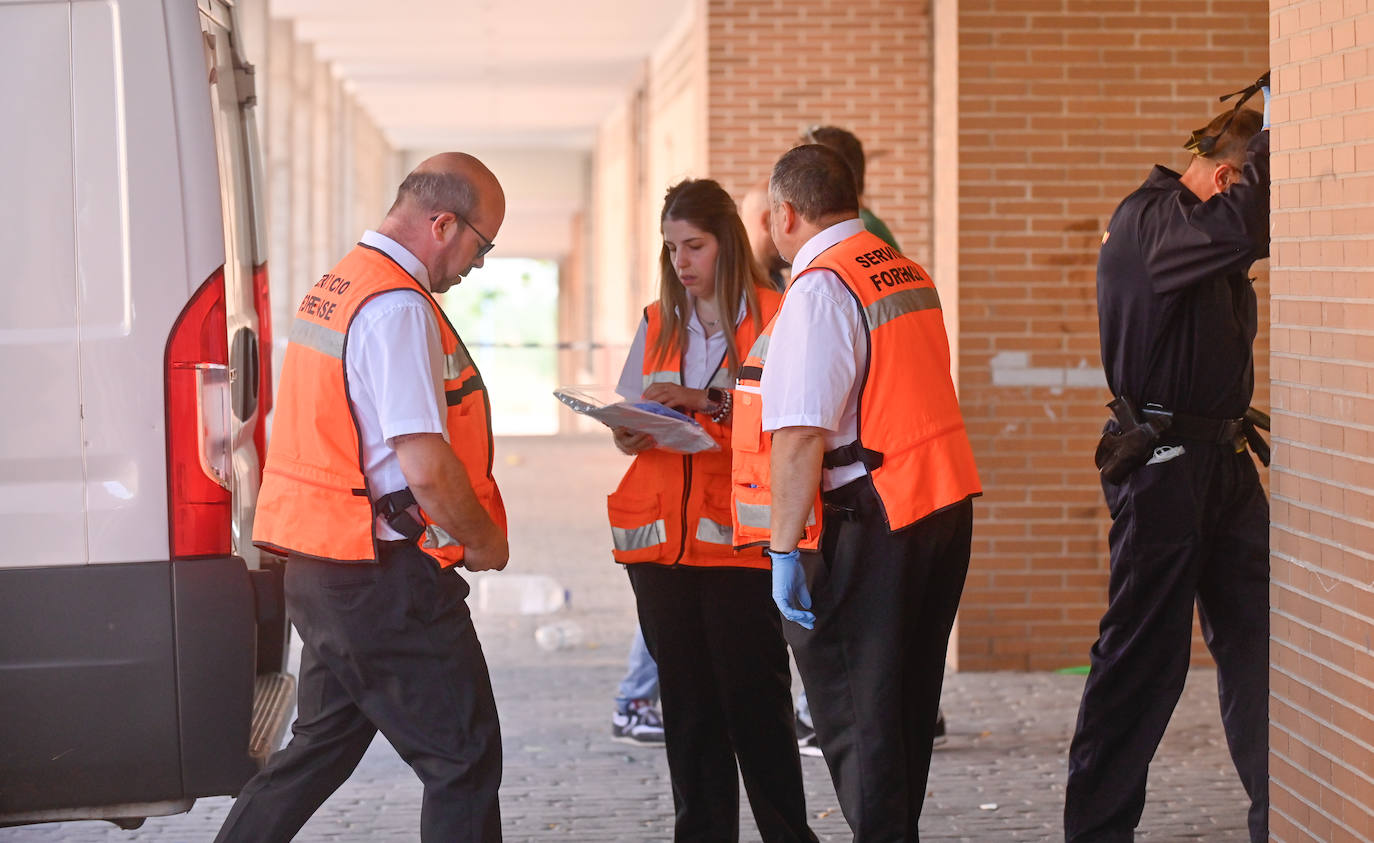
[3,435,1252,842]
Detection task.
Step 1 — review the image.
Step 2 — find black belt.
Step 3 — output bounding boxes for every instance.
[1140,406,1245,444]
[821,441,884,470]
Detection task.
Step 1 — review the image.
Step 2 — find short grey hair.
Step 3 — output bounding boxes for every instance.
[390,170,477,217]
[770,144,860,223]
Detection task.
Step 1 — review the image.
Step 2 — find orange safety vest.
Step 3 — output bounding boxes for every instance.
[607,286,782,569]
[732,230,980,549]
[253,243,507,568]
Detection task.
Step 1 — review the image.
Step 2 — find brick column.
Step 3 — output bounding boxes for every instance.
[705,0,934,266]
[1268,3,1374,838]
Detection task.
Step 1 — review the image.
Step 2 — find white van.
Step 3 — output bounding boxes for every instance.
[0,0,292,829]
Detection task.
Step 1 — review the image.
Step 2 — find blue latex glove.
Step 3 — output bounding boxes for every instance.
[1262,85,1271,130]
[769,548,815,629]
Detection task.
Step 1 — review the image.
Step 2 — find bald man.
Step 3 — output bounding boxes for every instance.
[217,153,510,842]
[740,180,787,290]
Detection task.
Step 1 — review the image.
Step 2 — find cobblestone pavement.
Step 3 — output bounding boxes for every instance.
[2,436,1253,842]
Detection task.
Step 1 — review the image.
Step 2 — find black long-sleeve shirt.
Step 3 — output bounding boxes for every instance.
[1097,130,1270,419]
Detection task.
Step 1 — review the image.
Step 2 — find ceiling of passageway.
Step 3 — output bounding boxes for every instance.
[270,0,692,150]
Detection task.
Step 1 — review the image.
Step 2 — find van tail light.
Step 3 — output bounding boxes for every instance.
[252,262,273,476]
[165,267,233,558]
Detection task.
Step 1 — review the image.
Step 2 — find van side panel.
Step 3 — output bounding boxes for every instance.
[0,2,87,568]
[0,563,182,812]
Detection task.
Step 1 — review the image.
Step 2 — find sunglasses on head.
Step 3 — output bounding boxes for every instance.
[1183,71,1270,156]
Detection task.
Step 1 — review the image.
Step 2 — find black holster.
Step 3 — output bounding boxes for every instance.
[373,488,425,541]
[1243,406,1271,467]
[1094,396,1172,485]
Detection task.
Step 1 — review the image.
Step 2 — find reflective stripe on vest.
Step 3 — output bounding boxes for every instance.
[613,519,667,552]
[444,346,474,379]
[694,516,734,546]
[289,318,346,359]
[734,500,817,531]
[865,286,942,330]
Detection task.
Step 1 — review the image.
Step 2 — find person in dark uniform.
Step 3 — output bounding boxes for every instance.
[1064,85,1271,843]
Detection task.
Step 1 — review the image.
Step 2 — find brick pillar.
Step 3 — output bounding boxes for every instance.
[1268,4,1374,838]
[705,0,934,266]
[956,0,1269,670]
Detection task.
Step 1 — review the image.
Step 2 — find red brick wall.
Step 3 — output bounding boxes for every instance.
[957,0,1270,670]
[1268,3,1374,839]
[705,0,934,264]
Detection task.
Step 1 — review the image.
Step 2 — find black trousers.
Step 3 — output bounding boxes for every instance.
[1064,445,1269,843]
[627,563,817,843]
[787,480,974,843]
[215,542,503,843]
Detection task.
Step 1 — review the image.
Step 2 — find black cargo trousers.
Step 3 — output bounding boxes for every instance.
[1065,442,1269,843]
[215,540,502,843]
[787,478,974,843]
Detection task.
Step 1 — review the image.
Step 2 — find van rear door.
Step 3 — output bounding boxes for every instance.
[0,0,291,827]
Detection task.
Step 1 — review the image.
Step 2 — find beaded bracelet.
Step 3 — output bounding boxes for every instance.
[708,388,732,424]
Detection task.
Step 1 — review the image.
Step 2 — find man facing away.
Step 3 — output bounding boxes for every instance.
[732,143,981,841]
[740,179,788,290]
[1065,89,1272,843]
[801,125,901,252]
[216,152,510,843]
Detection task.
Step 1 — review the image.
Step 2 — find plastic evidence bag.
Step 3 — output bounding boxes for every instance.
[553,386,720,454]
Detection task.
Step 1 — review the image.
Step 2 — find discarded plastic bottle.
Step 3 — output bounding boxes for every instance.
[534,621,584,651]
[473,574,569,615]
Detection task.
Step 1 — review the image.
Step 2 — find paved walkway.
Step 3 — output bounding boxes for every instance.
[2,435,1252,842]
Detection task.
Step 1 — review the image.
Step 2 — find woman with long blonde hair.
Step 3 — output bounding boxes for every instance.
[606,179,816,843]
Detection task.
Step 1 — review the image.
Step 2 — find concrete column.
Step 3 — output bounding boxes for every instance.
[346,96,396,236]
[289,40,314,306]
[265,18,295,361]
[309,58,336,280]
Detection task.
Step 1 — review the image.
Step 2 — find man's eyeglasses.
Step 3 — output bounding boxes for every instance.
[430,210,495,259]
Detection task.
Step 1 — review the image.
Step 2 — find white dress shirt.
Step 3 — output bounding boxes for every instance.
[615,297,747,399]
[347,230,446,539]
[760,218,869,490]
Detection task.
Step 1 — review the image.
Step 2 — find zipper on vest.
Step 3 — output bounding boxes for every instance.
[672,452,692,565]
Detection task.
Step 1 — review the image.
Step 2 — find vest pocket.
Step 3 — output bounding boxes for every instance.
[694,475,737,552]
[607,489,668,563]
[732,391,763,453]
[731,482,773,543]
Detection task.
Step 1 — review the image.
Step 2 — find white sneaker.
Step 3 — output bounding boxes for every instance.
[612,699,665,745]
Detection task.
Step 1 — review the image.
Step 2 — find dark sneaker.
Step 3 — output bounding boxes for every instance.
[612,699,665,745]
[933,708,948,748]
[795,713,823,758]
